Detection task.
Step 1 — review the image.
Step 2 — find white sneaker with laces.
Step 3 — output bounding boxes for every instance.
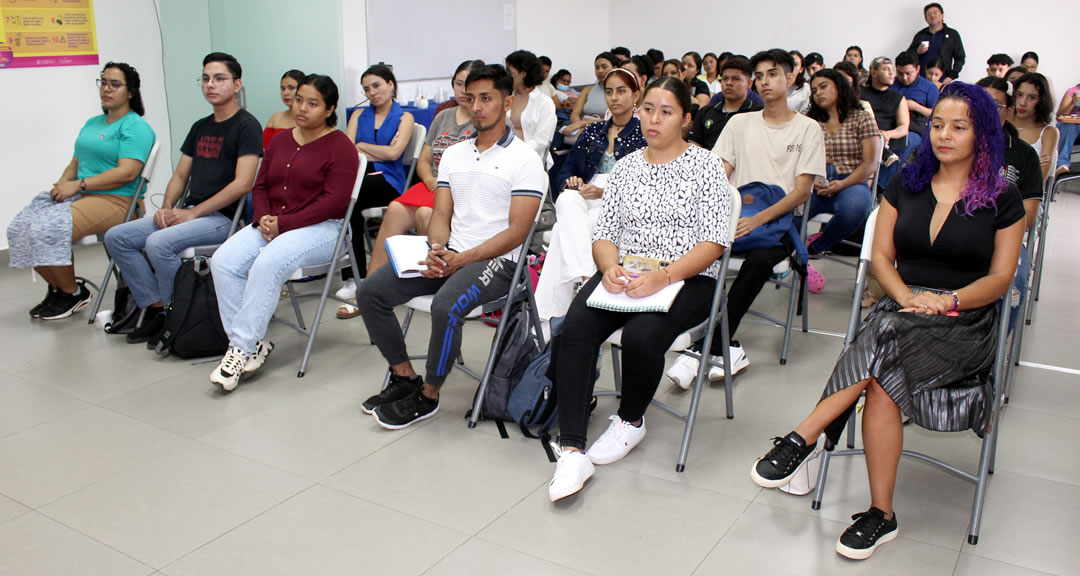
[211,346,250,391]
[587,415,646,465]
[335,279,357,301]
[666,355,698,390]
[707,344,750,379]
[243,340,274,375]
[548,443,595,502]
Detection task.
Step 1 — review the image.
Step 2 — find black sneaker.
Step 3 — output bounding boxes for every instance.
[836,507,898,560]
[372,389,439,430]
[362,374,423,414]
[29,285,59,318]
[39,282,91,320]
[750,431,817,488]
[126,308,167,344]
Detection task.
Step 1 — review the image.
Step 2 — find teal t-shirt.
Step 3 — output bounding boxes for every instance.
[74,111,156,197]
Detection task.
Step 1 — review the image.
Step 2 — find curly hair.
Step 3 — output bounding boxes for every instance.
[101,62,144,116]
[806,69,861,124]
[901,82,1006,217]
[1013,72,1054,125]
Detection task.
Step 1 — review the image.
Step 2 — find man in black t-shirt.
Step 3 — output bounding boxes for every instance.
[105,52,262,345]
[862,56,912,188]
[688,56,763,150]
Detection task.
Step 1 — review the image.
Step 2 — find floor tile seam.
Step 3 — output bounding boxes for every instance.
[313,482,474,538]
[0,397,95,442]
[999,403,1080,424]
[617,460,762,502]
[954,551,1061,576]
[688,497,754,576]
[308,416,436,481]
[0,504,33,528]
[468,533,606,576]
[25,509,159,572]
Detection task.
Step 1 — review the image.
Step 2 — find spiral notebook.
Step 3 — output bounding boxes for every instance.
[586,280,685,313]
[385,235,430,278]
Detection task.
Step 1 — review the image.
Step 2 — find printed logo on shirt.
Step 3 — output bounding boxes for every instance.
[1003,165,1020,186]
[196,135,224,159]
[786,144,803,153]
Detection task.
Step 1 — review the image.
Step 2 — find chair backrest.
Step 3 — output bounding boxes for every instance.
[127,140,162,221]
[859,206,880,262]
[870,132,885,193]
[403,123,427,185]
[726,185,743,242]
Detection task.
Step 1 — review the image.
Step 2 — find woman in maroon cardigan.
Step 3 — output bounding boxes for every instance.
[209,74,360,392]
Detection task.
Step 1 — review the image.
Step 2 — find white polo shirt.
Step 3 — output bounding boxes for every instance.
[436,127,546,261]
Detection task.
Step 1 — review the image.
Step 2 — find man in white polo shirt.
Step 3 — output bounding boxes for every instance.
[355,64,546,430]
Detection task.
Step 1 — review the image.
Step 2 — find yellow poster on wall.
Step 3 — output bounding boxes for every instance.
[0,0,99,69]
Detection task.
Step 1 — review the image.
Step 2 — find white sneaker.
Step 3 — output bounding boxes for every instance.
[666,355,699,390]
[335,279,357,301]
[548,443,595,502]
[243,340,274,375]
[211,346,250,392]
[587,415,646,465]
[706,345,750,379]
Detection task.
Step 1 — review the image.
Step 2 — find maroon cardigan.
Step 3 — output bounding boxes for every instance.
[252,129,359,234]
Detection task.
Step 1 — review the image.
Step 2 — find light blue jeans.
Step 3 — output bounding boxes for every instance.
[210,221,342,354]
[104,211,232,308]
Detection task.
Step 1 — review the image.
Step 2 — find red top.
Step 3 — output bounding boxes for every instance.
[262,126,286,149]
[433,99,459,117]
[252,129,359,234]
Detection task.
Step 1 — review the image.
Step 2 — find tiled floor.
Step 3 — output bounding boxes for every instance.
[1,188,1078,575]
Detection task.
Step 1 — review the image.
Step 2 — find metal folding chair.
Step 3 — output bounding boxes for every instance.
[810,206,1011,546]
[376,185,549,429]
[86,141,163,324]
[360,123,428,253]
[595,186,742,472]
[272,154,367,377]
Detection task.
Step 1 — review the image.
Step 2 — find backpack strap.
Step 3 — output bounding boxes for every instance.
[155,260,199,354]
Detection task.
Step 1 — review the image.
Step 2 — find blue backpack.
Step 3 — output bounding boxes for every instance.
[731,181,809,267]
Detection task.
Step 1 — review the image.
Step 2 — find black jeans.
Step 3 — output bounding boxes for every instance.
[551,272,716,450]
[707,235,794,355]
[342,172,401,280]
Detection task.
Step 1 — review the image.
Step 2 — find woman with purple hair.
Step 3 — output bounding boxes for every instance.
[746,82,1026,561]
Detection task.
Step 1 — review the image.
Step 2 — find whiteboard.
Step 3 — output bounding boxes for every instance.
[365,0,517,81]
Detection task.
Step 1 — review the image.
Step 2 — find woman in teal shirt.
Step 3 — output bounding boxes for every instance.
[7,61,155,321]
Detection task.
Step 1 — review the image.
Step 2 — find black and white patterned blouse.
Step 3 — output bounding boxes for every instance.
[593,145,732,279]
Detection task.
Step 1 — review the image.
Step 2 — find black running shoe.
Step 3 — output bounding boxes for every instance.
[29,285,59,318]
[750,431,817,488]
[126,308,167,344]
[362,374,423,414]
[836,507,898,560]
[39,282,91,320]
[372,389,439,430]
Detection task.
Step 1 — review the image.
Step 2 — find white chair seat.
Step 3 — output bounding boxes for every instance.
[178,245,220,259]
[289,254,352,281]
[810,212,834,224]
[604,327,696,351]
[361,207,387,220]
[404,294,484,319]
[727,256,790,275]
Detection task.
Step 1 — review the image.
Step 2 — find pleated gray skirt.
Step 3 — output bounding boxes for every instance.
[822,290,998,443]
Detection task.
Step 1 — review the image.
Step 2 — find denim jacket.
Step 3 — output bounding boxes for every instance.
[556,117,645,193]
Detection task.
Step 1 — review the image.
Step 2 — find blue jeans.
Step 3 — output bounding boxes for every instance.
[104,211,232,308]
[210,221,342,354]
[797,167,873,254]
[1009,243,1031,332]
[1057,123,1080,169]
[878,132,922,190]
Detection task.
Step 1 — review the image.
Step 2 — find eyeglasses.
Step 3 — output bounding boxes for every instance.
[452,80,466,88]
[198,74,234,86]
[995,103,1008,111]
[96,79,126,91]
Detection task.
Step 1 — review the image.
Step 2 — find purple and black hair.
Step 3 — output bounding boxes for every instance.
[901,81,1006,217]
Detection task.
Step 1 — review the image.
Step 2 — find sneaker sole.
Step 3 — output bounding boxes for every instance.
[39,297,90,321]
[835,527,898,560]
[210,374,242,392]
[549,468,595,502]
[371,405,439,430]
[707,356,750,381]
[243,343,275,376]
[587,434,646,465]
[749,452,811,489]
[361,404,376,415]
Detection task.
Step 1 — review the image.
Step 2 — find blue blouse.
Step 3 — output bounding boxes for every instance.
[556,117,646,194]
[353,101,407,194]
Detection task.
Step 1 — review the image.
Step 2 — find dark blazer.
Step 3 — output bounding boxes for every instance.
[907,24,966,80]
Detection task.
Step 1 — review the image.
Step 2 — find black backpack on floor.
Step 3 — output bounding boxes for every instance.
[155,257,229,359]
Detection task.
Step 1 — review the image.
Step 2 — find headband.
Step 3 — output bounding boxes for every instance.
[604,67,640,92]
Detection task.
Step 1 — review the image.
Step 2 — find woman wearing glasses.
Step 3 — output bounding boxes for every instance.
[7,62,155,321]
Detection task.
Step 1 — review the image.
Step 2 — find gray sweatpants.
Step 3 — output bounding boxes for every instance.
[356,258,516,387]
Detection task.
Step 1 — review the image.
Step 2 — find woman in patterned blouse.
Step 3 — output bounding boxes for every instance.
[802,69,882,294]
[535,68,646,321]
[546,77,734,502]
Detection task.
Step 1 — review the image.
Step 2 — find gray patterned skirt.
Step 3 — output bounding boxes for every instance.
[822,289,999,442]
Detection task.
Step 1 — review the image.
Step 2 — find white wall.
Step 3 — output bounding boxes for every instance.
[0,0,173,251]
[610,0,1077,95]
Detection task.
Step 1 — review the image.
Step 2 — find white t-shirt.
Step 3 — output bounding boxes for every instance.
[436,128,547,261]
[712,110,826,193]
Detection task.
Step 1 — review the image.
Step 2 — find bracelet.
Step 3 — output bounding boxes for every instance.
[947,291,960,312]
[661,268,671,285]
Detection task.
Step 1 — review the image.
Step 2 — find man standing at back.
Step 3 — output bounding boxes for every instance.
[908,3,965,84]
[104,52,261,346]
[667,49,825,386]
[355,64,545,430]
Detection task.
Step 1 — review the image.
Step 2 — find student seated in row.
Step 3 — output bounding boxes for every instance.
[104,52,261,346]
[8,62,155,321]
[354,64,545,430]
[547,77,733,501]
[750,82,1024,561]
[209,75,359,391]
[688,56,763,151]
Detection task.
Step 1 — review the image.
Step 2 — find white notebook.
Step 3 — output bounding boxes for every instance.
[385,235,430,278]
[586,280,685,313]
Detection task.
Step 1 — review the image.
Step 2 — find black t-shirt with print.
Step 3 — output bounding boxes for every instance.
[883,177,1025,291]
[688,98,764,150]
[179,109,263,219]
[1003,133,1043,201]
